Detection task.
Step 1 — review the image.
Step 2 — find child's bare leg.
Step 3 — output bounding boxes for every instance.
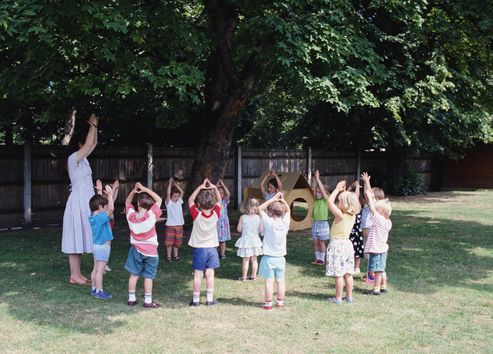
[381,271,387,287]
[95,260,107,290]
[276,278,286,300]
[251,256,258,278]
[166,246,172,259]
[91,258,97,287]
[344,273,353,300]
[319,240,326,260]
[144,277,153,294]
[220,242,226,256]
[334,276,344,301]
[264,278,274,302]
[193,270,204,293]
[354,257,361,269]
[205,268,216,304]
[241,257,249,279]
[313,239,319,256]
[128,274,139,291]
[173,246,179,258]
[374,271,382,290]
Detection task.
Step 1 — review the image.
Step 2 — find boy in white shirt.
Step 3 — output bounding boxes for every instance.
[258,192,291,310]
[165,178,185,262]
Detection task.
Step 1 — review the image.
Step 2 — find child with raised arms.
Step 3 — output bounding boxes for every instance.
[325,181,361,304]
[310,170,330,265]
[165,177,185,262]
[216,179,231,259]
[188,178,222,307]
[235,196,263,281]
[260,169,283,201]
[258,192,290,310]
[88,183,114,299]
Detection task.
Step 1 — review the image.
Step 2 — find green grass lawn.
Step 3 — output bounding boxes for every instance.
[1,191,493,353]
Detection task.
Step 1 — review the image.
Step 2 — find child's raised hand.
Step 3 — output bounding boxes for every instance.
[95,179,102,193]
[275,191,283,200]
[112,180,119,190]
[360,172,370,183]
[105,184,113,195]
[135,182,144,192]
[336,180,346,192]
[314,170,320,179]
[351,181,360,189]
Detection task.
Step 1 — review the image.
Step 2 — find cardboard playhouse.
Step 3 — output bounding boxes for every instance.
[243,171,314,231]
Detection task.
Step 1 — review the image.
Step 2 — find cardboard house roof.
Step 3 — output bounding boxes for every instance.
[256,171,311,190]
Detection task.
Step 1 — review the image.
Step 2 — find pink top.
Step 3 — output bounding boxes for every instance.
[365,212,392,254]
[126,203,162,257]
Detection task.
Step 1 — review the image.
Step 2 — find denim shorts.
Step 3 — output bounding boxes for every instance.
[192,247,220,271]
[93,244,111,262]
[368,252,388,272]
[258,255,286,279]
[124,245,159,279]
[311,220,330,240]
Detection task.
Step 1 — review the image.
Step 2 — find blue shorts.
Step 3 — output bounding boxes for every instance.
[311,220,330,240]
[368,252,387,272]
[258,255,286,279]
[93,244,111,262]
[124,245,159,279]
[192,248,220,271]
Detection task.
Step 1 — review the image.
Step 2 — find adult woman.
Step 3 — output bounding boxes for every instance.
[62,113,99,285]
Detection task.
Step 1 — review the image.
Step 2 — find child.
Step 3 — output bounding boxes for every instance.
[360,172,385,284]
[258,192,291,310]
[325,181,361,304]
[216,179,231,259]
[260,169,283,201]
[188,178,222,307]
[347,181,364,274]
[124,182,163,308]
[310,170,330,266]
[364,189,392,296]
[88,184,114,299]
[95,179,119,272]
[235,197,264,281]
[165,177,185,262]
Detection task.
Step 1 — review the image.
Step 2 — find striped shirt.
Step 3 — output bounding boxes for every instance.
[365,212,392,254]
[126,203,162,257]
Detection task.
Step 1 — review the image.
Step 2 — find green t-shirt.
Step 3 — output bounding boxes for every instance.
[312,196,329,221]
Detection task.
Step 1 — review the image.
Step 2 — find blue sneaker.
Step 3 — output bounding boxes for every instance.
[95,290,113,299]
[90,289,96,296]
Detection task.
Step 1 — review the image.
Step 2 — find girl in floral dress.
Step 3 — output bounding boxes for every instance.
[216,179,231,259]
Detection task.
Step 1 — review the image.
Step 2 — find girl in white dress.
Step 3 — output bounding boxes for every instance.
[235,197,263,281]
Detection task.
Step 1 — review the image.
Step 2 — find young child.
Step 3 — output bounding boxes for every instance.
[188,178,222,307]
[165,177,185,262]
[124,182,163,308]
[360,172,386,284]
[216,179,231,259]
[235,196,264,281]
[88,184,114,299]
[325,180,361,304]
[260,169,283,201]
[95,179,119,272]
[258,192,291,310]
[347,181,364,274]
[364,189,392,296]
[310,170,330,266]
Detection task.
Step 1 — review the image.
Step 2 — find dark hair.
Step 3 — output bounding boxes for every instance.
[89,194,108,212]
[196,189,216,209]
[268,178,278,189]
[138,192,155,210]
[171,187,181,196]
[268,201,285,217]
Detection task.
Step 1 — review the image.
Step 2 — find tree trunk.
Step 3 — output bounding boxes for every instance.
[62,109,76,145]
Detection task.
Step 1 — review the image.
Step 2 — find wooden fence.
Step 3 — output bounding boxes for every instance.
[0,145,438,230]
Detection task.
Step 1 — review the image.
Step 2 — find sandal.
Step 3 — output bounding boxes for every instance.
[238,277,247,282]
[248,277,257,281]
[327,297,343,305]
[174,257,183,262]
[166,257,173,263]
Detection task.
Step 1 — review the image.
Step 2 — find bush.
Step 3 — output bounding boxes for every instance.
[389,169,424,196]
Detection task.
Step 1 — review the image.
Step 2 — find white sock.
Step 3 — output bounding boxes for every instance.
[276,298,284,306]
[92,286,96,291]
[96,288,103,293]
[193,292,200,303]
[145,293,152,304]
[315,252,319,260]
[128,290,136,302]
[206,289,214,302]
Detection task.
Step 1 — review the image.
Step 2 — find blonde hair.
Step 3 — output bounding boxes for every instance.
[375,199,392,217]
[372,187,385,200]
[337,191,361,216]
[268,201,286,217]
[240,196,259,215]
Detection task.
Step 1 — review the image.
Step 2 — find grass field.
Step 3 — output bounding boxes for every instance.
[1,191,493,353]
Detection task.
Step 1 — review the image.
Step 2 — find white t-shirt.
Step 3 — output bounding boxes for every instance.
[165,198,184,226]
[261,213,290,257]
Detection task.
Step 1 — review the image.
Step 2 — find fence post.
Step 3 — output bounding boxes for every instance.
[23,142,32,228]
[357,148,361,183]
[237,145,242,207]
[147,143,153,188]
[307,146,312,184]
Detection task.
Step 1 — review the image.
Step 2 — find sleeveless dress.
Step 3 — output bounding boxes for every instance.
[61,152,94,254]
[217,197,231,242]
[235,215,263,257]
[349,211,364,257]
